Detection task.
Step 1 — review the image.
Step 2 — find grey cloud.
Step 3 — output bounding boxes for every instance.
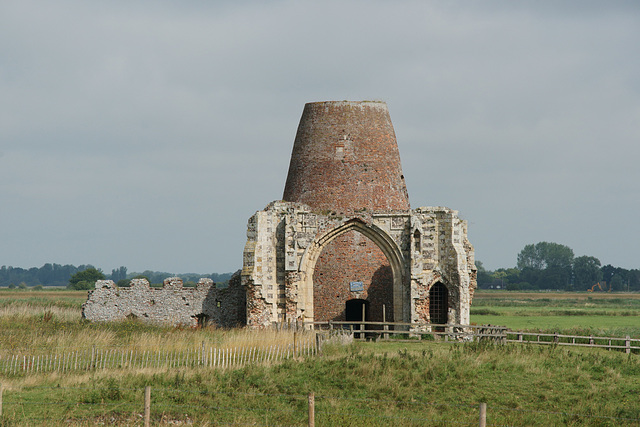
[1,1,639,273]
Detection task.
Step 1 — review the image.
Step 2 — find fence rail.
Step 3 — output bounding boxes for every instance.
[312,320,640,354]
[506,331,640,353]
[313,320,508,342]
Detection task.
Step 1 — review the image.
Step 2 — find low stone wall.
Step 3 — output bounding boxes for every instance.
[82,272,245,328]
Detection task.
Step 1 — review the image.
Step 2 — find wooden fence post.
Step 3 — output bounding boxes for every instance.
[479,402,486,427]
[0,383,3,417]
[294,331,297,356]
[383,305,389,340]
[626,336,631,354]
[144,386,151,427]
[308,392,315,427]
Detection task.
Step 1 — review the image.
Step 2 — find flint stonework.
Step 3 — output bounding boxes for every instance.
[82,100,476,329]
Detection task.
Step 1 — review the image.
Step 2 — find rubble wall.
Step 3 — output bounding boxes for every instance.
[82,272,245,328]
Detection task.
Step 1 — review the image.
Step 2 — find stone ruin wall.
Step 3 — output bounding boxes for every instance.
[82,272,245,328]
[408,207,476,325]
[241,201,476,327]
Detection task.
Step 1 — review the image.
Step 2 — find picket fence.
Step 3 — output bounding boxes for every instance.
[0,336,318,376]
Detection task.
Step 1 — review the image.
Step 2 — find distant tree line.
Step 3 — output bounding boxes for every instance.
[0,263,234,289]
[0,264,97,287]
[477,241,640,292]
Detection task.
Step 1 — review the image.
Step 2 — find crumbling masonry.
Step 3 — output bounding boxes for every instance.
[82,274,245,327]
[82,100,476,328]
[242,101,476,327]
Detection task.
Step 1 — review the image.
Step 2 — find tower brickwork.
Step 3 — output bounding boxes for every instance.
[283,101,410,214]
[283,101,408,322]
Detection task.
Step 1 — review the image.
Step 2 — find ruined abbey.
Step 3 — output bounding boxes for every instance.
[83,101,477,328]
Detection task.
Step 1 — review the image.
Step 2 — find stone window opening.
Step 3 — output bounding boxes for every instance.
[429,282,448,330]
[413,229,421,254]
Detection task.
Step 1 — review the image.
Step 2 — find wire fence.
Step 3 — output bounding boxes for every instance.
[0,385,637,426]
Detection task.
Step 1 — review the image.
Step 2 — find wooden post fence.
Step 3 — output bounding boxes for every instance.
[479,402,486,427]
[308,392,315,427]
[294,331,297,356]
[144,386,151,427]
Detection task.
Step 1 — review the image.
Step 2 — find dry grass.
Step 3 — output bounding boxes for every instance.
[0,297,313,358]
[0,301,79,321]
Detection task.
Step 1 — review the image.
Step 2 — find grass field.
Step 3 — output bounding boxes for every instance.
[471,290,640,338]
[0,288,639,425]
[1,340,639,425]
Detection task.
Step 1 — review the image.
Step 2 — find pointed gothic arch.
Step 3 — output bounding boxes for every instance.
[294,218,407,323]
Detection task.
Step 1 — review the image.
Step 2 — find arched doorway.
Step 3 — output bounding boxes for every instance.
[294,218,406,325]
[429,282,448,325]
[312,230,393,323]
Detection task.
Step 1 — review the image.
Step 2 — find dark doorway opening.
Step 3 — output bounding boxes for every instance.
[194,313,209,328]
[345,299,369,338]
[429,282,448,330]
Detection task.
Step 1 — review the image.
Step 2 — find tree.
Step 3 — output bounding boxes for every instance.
[610,274,625,291]
[573,256,603,290]
[517,244,546,270]
[68,268,105,290]
[110,266,127,283]
[516,242,574,289]
[517,242,574,270]
[475,261,494,289]
[629,270,640,292]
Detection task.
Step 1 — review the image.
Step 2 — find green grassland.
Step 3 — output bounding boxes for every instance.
[0,289,639,425]
[2,341,639,426]
[471,291,640,338]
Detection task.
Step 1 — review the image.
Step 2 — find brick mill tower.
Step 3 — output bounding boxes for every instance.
[282,101,410,214]
[242,101,477,328]
[282,101,409,324]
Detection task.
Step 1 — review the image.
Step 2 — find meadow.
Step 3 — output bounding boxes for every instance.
[0,288,638,425]
[471,291,640,338]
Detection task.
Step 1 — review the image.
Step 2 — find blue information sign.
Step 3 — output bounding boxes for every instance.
[349,281,364,292]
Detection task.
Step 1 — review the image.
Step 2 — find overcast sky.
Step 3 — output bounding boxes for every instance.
[1,1,639,275]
